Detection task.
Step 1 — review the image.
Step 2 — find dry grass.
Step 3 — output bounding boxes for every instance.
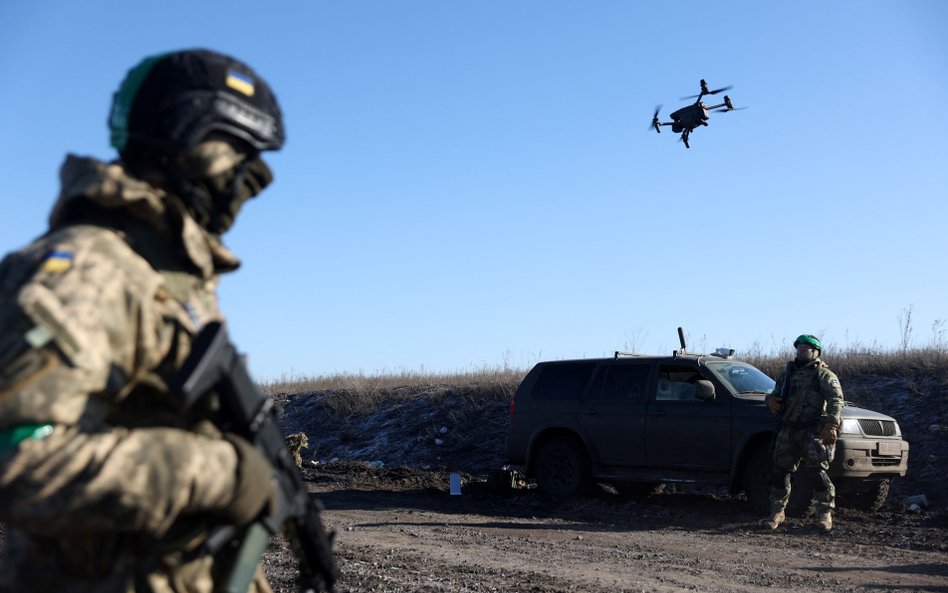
[740,346,948,381]
[260,367,525,418]
[259,346,947,416]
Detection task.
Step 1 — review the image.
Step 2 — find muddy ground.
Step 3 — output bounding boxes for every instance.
[1,369,944,591]
[262,462,948,593]
[265,369,948,592]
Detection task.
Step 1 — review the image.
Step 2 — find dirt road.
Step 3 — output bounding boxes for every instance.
[262,464,947,593]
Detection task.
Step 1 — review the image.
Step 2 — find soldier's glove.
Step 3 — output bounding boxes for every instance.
[765,395,782,416]
[820,424,839,446]
[222,433,279,525]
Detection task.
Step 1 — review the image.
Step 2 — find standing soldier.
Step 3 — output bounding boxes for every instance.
[764,334,844,532]
[0,49,304,591]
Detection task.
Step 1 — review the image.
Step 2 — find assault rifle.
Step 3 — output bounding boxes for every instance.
[774,360,794,423]
[171,321,338,593]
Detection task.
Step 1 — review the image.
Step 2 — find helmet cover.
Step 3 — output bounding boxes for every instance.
[109,49,284,154]
[793,334,823,353]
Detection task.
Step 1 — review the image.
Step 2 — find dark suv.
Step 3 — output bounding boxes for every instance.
[505,350,909,511]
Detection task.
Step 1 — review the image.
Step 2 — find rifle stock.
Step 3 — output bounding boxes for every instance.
[172,321,338,593]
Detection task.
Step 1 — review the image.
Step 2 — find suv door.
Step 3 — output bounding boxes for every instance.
[644,363,731,470]
[577,361,653,466]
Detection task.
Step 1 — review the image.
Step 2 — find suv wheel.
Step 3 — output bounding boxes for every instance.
[742,447,820,516]
[742,446,772,513]
[534,437,589,497]
[838,478,890,512]
[785,477,813,518]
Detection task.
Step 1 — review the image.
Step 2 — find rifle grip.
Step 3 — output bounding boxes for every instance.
[220,522,270,593]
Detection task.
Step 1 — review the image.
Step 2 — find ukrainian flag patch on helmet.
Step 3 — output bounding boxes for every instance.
[41,250,74,273]
[225,70,255,96]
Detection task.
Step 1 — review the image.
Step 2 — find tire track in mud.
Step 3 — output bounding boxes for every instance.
[257,464,947,592]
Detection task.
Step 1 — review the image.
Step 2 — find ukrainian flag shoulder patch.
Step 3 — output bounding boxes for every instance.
[226,70,255,97]
[41,250,74,273]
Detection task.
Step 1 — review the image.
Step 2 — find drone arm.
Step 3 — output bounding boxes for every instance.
[710,95,736,112]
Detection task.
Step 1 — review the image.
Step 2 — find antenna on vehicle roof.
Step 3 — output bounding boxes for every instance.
[675,326,687,357]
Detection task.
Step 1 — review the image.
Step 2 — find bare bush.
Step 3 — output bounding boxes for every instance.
[741,345,948,382]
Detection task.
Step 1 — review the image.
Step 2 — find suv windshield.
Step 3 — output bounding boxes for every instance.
[705,361,776,395]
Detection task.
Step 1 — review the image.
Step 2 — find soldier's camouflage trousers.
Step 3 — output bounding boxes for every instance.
[769,424,835,515]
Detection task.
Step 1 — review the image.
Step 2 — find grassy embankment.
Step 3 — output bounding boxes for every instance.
[262,346,946,499]
[260,346,948,413]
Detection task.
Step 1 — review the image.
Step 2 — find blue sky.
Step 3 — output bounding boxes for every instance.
[2,1,946,379]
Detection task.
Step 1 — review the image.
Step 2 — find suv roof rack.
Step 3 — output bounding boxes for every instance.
[616,329,735,360]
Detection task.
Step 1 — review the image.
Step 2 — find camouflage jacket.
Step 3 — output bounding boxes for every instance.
[765,358,844,429]
[0,155,270,592]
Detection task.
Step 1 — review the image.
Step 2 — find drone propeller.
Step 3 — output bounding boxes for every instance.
[682,85,733,100]
[650,105,662,133]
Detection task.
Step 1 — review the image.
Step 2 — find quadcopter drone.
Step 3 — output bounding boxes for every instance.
[650,79,745,148]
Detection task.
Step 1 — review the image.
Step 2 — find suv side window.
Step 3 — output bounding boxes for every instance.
[656,366,703,401]
[532,362,596,400]
[589,364,651,402]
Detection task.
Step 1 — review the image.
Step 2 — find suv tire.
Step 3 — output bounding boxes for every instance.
[785,477,813,518]
[742,446,772,513]
[534,436,589,498]
[838,478,890,511]
[743,448,821,517]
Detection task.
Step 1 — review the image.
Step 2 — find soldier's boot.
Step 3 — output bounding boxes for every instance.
[766,510,785,530]
[817,511,832,532]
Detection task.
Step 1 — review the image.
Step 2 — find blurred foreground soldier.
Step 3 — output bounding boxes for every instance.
[0,49,289,592]
[764,334,844,533]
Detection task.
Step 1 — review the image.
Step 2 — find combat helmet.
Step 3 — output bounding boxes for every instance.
[109,49,284,155]
[793,334,823,353]
[108,49,284,235]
